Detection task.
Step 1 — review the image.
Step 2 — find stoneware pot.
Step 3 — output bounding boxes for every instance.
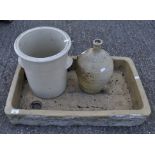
[76,39,113,94]
[14,26,72,98]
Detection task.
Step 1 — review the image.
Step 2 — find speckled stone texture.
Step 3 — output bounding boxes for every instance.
[0,20,155,133]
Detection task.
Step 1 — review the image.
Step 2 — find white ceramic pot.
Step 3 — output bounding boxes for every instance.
[14,26,72,98]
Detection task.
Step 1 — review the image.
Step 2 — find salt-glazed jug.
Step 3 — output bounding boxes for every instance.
[76,39,113,94]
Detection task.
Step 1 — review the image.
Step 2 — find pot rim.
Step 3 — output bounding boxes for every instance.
[14,26,71,63]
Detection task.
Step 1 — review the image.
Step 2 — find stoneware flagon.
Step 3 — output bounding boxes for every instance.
[76,39,113,94]
[14,26,72,98]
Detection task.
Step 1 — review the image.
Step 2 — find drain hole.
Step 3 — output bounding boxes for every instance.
[30,101,42,109]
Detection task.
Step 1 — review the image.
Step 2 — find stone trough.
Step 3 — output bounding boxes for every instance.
[4,56,151,126]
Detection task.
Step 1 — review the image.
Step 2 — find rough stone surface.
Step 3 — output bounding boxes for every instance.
[20,70,133,111]
[0,20,155,133]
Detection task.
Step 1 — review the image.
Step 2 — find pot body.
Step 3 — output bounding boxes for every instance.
[14,27,72,98]
[76,39,113,94]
